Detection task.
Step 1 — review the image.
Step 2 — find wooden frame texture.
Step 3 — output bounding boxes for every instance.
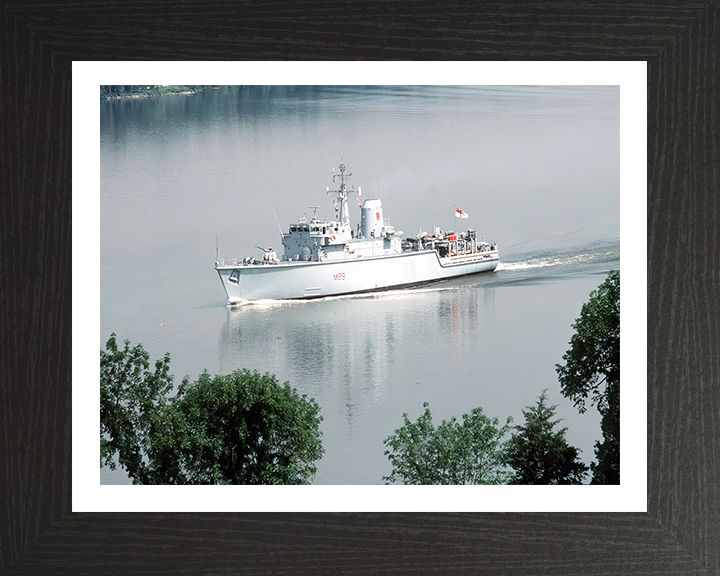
[1,2,718,574]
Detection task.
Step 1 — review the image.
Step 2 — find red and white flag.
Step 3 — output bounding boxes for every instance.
[455,206,469,219]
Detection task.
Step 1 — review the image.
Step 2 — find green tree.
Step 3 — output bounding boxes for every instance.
[383,403,513,485]
[506,390,588,485]
[100,333,174,484]
[556,270,620,484]
[164,369,324,484]
[100,334,324,484]
[590,380,619,485]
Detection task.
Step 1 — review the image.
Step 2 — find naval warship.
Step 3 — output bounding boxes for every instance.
[215,163,499,303]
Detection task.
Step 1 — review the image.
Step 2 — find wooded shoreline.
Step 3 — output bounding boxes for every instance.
[101,84,222,100]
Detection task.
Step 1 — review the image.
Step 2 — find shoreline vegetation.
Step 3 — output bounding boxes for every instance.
[100,85,225,100]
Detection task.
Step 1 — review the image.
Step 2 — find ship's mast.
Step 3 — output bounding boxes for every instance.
[327,163,360,229]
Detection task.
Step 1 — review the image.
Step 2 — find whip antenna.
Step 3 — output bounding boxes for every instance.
[265,189,284,240]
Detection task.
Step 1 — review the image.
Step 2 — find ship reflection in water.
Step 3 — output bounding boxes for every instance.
[217,279,502,484]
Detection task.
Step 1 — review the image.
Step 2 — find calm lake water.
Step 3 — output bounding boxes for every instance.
[100,85,619,485]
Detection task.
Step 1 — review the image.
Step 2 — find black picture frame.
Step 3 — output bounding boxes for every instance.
[2,2,718,574]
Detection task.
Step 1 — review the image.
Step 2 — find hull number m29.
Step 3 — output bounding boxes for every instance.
[333,272,346,281]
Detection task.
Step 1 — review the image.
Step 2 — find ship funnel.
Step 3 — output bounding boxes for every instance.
[360,199,384,238]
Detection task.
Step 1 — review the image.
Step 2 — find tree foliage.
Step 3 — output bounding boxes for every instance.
[556,270,620,484]
[506,390,588,485]
[590,380,620,484]
[100,334,324,485]
[383,403,513,485]
[556,270,619,414]
[100,333,174,484]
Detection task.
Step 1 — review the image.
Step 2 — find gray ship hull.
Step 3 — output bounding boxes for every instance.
[216,249,498,303]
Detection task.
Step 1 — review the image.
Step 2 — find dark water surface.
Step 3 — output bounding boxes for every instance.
[100,86,619,485]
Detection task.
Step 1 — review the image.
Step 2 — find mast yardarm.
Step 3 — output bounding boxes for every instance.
[327,163,360,229]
